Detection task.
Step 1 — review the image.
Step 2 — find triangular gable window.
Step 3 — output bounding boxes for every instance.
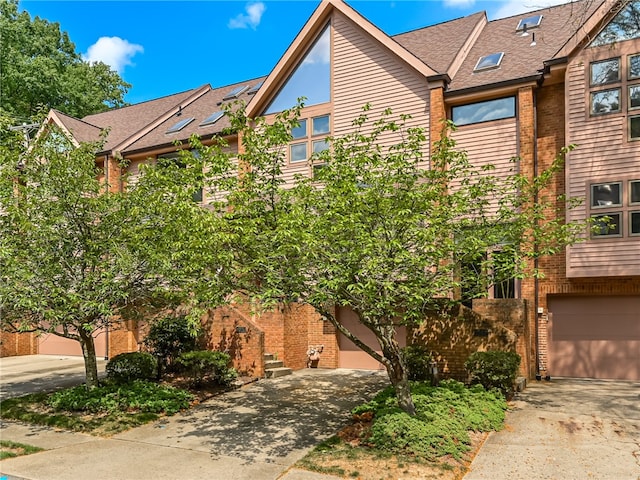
[264,24,331,115]
[591,0,640,47]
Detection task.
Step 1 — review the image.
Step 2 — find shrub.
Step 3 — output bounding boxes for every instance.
[175,350,237,387]
[48,380,193,415]
[354,380,507,460]
[464,350,521,396]
[106,352,157,384]
[402,345,434,381]
[143,315,198,379]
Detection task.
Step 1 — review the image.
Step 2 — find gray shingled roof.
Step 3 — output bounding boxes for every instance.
[393,11,486,76]
[83,87,206,151]
[52,110,102,144]
[123,77,266,155]
[447,0,603,92]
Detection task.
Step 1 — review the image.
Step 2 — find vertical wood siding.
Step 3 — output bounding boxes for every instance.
[332,12,430,169]
[565,47,640,277]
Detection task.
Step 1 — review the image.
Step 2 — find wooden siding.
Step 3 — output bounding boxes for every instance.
[451,119,518,213]
[332,12,430,169]
[565,43,640,278]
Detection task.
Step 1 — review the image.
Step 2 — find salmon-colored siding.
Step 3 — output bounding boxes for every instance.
[332,11,430,168]
[565,40,640,277]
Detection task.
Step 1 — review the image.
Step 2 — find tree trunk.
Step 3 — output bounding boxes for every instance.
[379,328,416,416]
[78,329,100,389]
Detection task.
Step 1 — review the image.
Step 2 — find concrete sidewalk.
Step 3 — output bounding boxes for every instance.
[464,378,640,480]
[0,368,388,480]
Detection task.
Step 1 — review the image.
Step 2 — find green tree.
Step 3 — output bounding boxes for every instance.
[209,105,583,415]
[0,0,129,121]
[0,128,224,388]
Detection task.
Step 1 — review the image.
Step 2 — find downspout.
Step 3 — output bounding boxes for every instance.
[104,154,110,360]
[532,81,541,381]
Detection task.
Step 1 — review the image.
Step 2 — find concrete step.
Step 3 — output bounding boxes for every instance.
[265,359,284,369]
[265,367,292,378]
[263,353,275,361]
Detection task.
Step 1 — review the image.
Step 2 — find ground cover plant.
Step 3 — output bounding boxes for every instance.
[0,381,194,436]
[296,379,507,479]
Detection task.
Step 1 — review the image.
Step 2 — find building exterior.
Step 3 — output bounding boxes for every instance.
[4,0,639,382]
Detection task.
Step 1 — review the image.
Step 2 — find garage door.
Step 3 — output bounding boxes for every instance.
[38,328,107,358]
[337,307,405,370]
[548,295,640,380]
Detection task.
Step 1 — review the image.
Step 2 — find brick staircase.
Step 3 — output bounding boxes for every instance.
[264,353,292,378]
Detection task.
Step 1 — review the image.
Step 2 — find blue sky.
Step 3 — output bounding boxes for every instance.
[20,0,568,105]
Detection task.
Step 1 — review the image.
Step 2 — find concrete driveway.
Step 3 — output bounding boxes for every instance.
[464,378,640,480]
[0,368,388,480]
[0,355,107,399]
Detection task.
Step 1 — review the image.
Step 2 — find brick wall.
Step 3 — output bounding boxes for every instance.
[429,86,446,153]
[108,320,141,359]
[201,305,265,378]
[409,303,521,380]
[306,305,339,369]
[0,331,37,357]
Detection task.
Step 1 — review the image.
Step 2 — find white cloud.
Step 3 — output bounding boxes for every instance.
[228,2,266,30]
[302,28,330,65]
[443,0,476,8]
[492,0,571,20]
[83,37,143,74]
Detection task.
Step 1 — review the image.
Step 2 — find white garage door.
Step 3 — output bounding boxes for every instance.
[548,295,640,381]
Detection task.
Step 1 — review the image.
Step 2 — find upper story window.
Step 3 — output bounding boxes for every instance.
[589,179,640,237]
[590,0,640,47]
[157,151,203,203]
[265,24,330,115]
[473,52,504,72]
[288,114,331,164]
[590,58,620,85]
[451,97,515,127]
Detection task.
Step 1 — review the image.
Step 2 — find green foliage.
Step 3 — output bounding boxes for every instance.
[48,380,193,415]
[353,380,506,460]
[0,440,44,459]
[175,350,237,387]
[465,350,521,396]
[144,315,198,378]
[402,345,434,382]
[106,352,157,384]
[0,0,129,120]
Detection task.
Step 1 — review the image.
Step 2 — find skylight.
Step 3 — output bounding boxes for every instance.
[199,111,224,127]
[516,14,543,31]
[166,117,194,133]
[223,85,249,101]
[247,81,264,95]
[474,52,504,72]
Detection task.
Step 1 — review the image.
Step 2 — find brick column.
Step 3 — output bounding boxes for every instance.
[429,85,446,156]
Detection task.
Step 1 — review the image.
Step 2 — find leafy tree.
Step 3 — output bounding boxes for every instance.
[204,104,583,415]
[0,0,129,121]
[0,127,224,388]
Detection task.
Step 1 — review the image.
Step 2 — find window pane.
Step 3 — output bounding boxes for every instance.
[312,139,329,154]
[292,119,307,139]
[590,88,620,114]
[591,182,621,207]
[290,143,307,162]
[630,85,640,109]
[591,2,640,47]
[452,97,515,126]
[264,24,330,114]
[591,213,621,237]
[630,116,640,139]
[630,54,640,79]
[312,115,330,135]
[630,180,640,203]
[631,211,640,234]
[590,58,620,85]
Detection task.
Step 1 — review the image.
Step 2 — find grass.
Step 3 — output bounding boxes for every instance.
[0,380,194,436]
[0,440,44,459]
